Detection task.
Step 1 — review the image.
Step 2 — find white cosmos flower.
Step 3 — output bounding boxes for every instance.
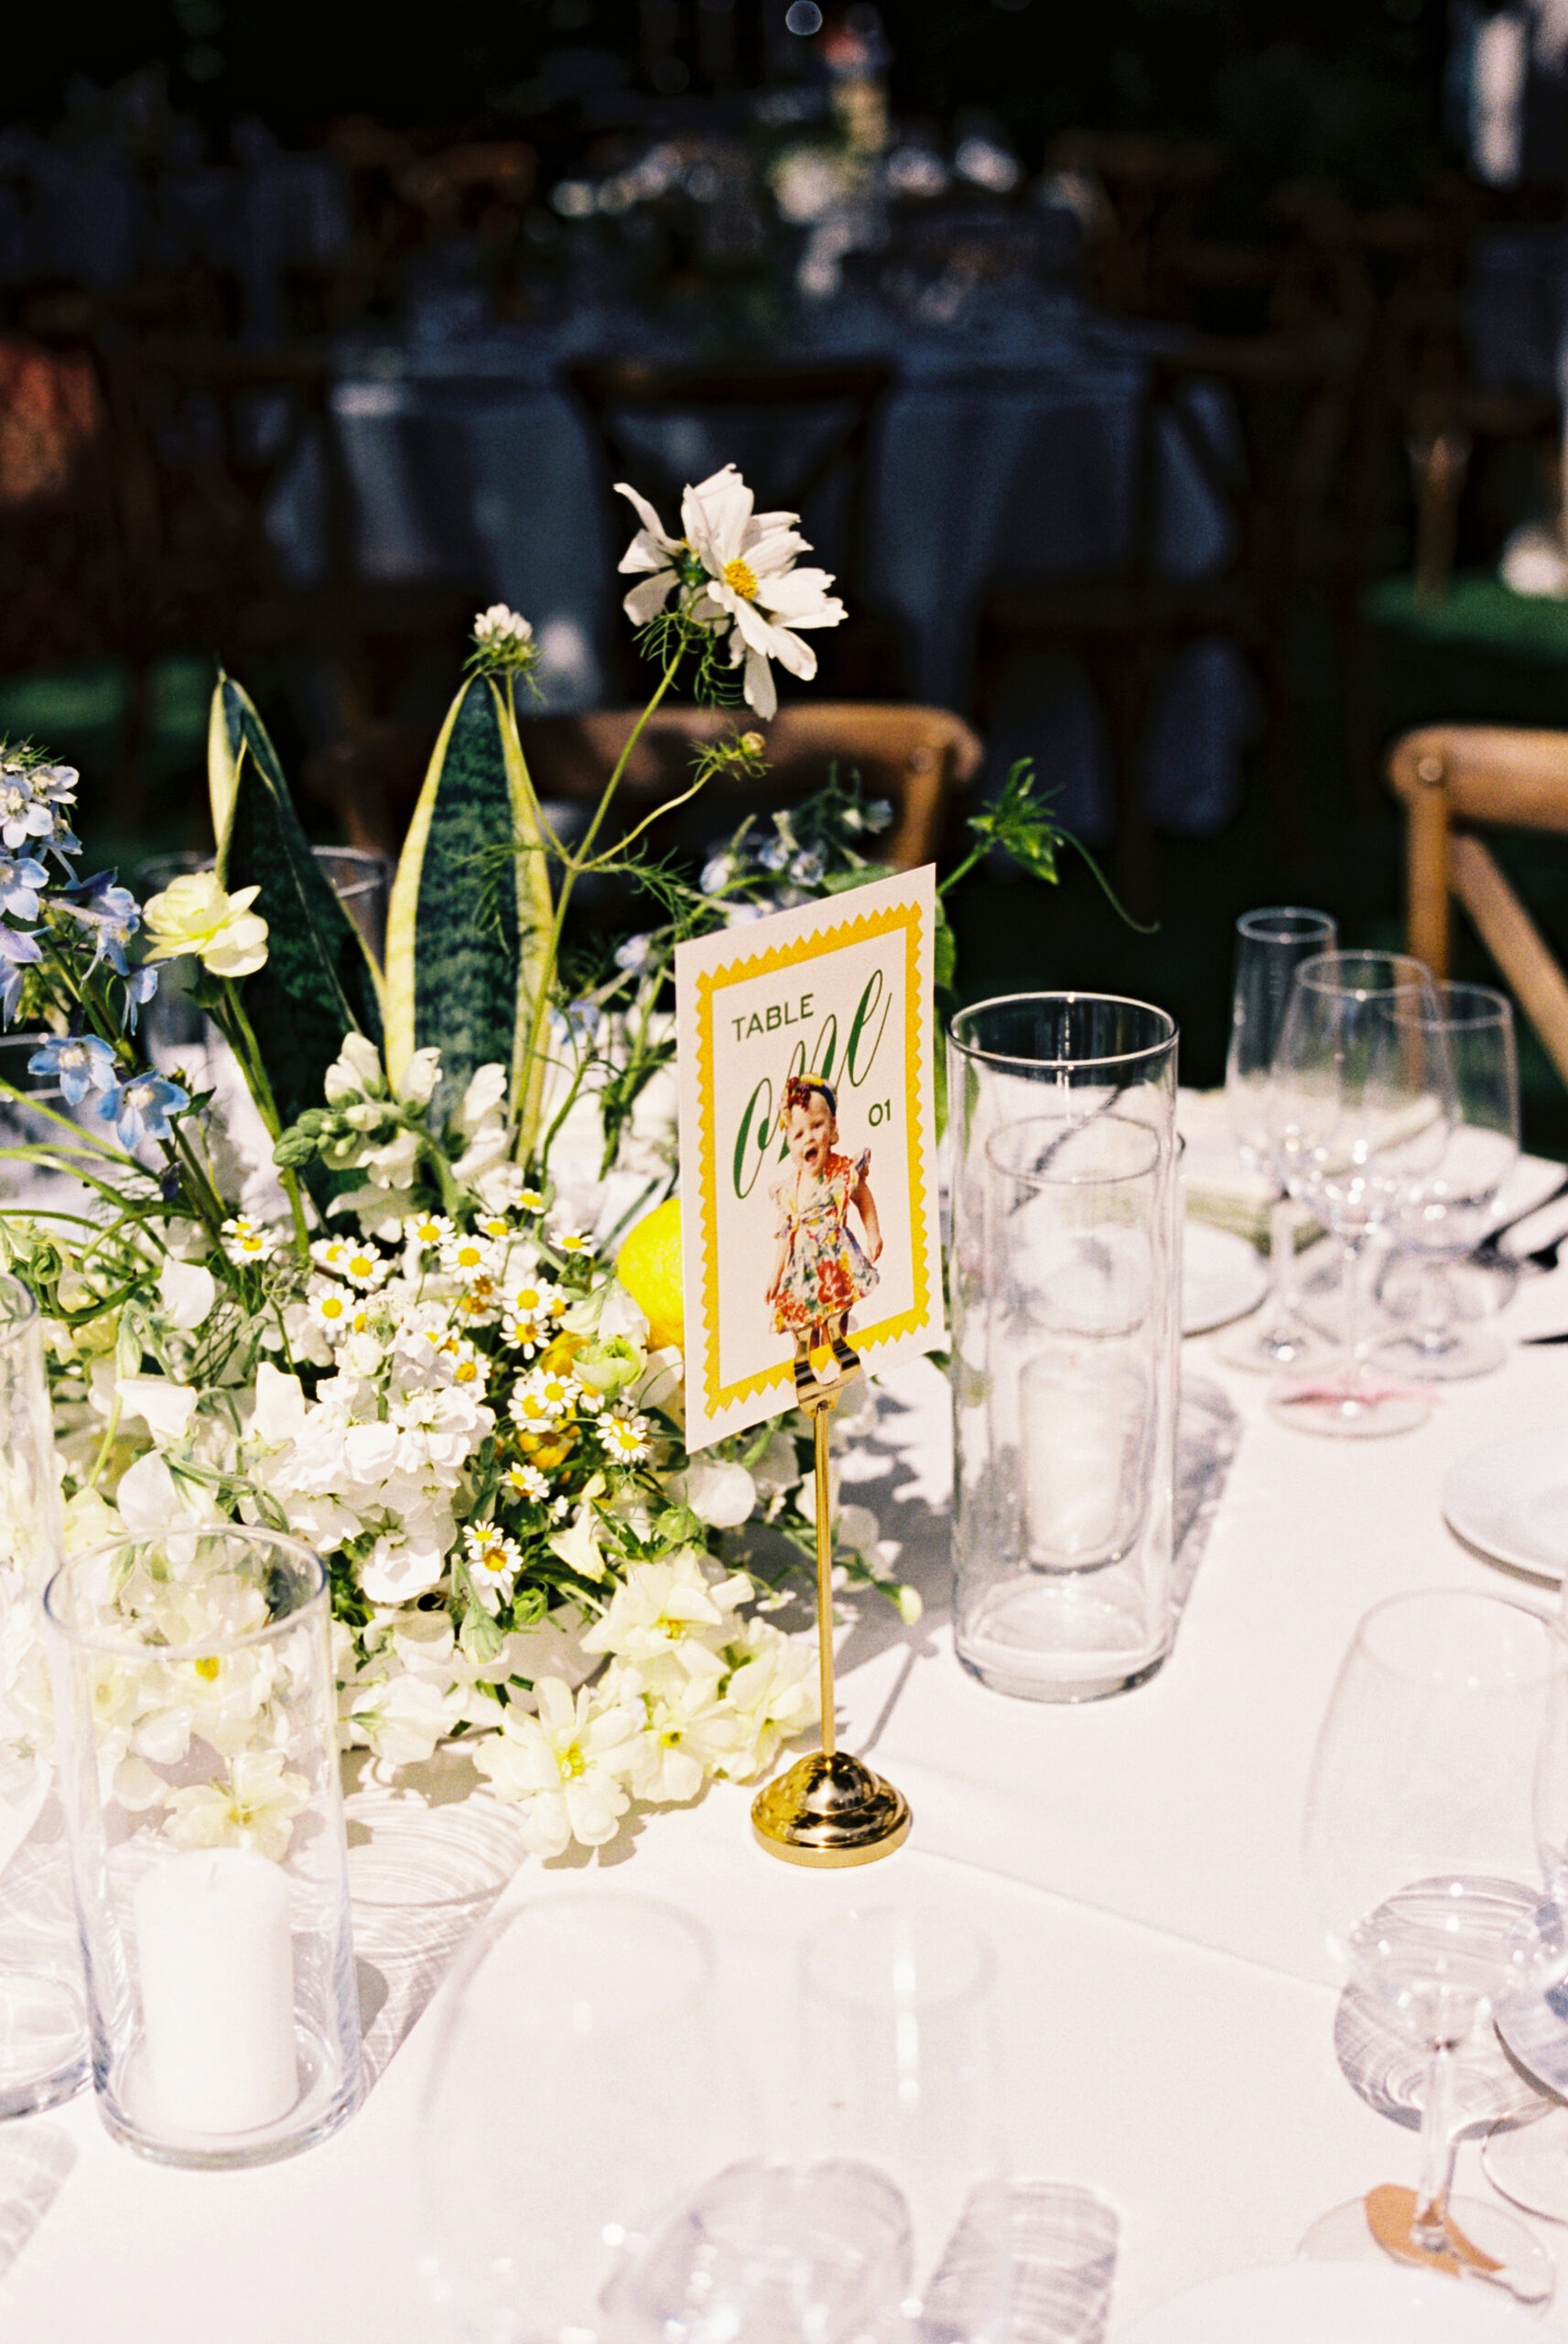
[615,463,846,721]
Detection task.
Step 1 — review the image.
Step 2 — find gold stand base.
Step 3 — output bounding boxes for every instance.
[751,1751,912,1868]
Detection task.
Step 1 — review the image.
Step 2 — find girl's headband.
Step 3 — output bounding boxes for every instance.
[779,1072,837,1130]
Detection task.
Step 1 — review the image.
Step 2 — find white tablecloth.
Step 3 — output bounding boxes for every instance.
[7,1210,1568,2340]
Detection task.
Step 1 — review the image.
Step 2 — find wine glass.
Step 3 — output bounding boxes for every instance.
[1303,1590,1567,2300]
[1265,950,1454,1437]
[1484,1617,1568,2222]
[1373,982,1519,1382]
[419,1894,761,2342]
[1213,906,1339,1373]
[794,1907,1004,2312]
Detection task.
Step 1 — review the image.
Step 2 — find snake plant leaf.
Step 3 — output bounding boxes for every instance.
[384,673,553,1137]
[210,681,384,1148]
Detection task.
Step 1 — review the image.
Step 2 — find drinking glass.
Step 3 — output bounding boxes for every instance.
[1302,1590,1565,2300]
[1373,982,1519,1381]
[1213,906,1338,1373]
[419,1895,761,2342]
[1266,950,1453,1437]
[0,1276,88,2119]
[947,995,1180,1701]
[44,1525,363,2166]
[1484,1619,1568,2221]
[795,1907,1004,2306]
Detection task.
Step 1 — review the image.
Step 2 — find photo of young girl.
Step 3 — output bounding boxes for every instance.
[766,1071,883,1402]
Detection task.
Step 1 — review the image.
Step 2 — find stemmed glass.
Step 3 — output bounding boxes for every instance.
[419,1895,761,2342]
[1373,982,1519,1382]
[1484,1619,1568,2222]
[1303,1590,1567,2301]
[1266,950,1454,1437]
[1214,906,1339,1373]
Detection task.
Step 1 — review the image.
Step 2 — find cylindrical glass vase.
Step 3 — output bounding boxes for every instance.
[947,995,1180,1700]
[0,1275,89,2117]
[44,1525,363,2167]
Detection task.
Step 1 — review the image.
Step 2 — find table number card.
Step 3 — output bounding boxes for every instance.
[676,864,944,1451]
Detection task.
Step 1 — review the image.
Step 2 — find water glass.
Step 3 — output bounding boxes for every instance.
[948,995,1180,1702]
[1215,906,1337,1374]
[0,1276,88,2119]
[43,1525,363,2166]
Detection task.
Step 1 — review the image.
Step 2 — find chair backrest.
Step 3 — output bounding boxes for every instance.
[1389,722,1568,1087]
[311,701,980,874]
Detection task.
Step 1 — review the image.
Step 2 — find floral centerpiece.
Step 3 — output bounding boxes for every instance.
[0,462,1072,1860]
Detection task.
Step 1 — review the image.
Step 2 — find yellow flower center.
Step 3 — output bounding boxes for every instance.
[723,557,759,600]
[194,1655,221,1681]
[561,1742,586,1779]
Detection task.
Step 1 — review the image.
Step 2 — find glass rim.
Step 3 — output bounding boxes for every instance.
[1351,1588,1557,1690]
[947,992,1177,1075]
[440,1891,717,2035]
[1235,906,1338,941]
[44,1523,327,1660]
[0,1273,38,1347]
[1290,950,1435,1004]
[986,1111,1162,1189]
[797,1903,998,2005]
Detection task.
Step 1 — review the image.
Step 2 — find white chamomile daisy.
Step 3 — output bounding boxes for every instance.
[463,1522,523,1612]
[310,1286,353,1336]
[221,1215,278,1265]
[551,1228,592,1258]
[509,1366,579,1429]
[517,1188,546,1213]
[440,1232,493,1283]
[600,1411,652,1464]
[476,1211,513,1240]
[404,1211,452,1251]
[504,1461,551,1503]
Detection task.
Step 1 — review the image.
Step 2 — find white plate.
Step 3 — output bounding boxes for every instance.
[1119,2260,1544,2342]
[1181,1222,1268,1338]
[1441,1429,1568,1586]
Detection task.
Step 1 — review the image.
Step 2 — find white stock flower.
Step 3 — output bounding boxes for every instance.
[115,1376,200,1445]
[473,605,534,652]
[157,1255,216,1330]
[323,1032,385,1103]
[615,463,846,721]
[580,1549,745,1666]
[470,1677,640,1853]
[681,1458,757,1530]
[163,1750,310,1862]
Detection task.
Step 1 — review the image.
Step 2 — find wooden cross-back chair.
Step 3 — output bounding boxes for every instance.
[1390,722,1568,1088]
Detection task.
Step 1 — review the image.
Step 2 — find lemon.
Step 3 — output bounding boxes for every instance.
[616,1197,685,1351]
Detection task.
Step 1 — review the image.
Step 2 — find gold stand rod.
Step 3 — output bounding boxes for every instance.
[750,1357,911,1867]
[814,1394,838,1763]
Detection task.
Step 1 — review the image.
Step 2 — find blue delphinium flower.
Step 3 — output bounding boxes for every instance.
[93,1071,189,1149]
[27,1033,118,1105]
[0,923,42,1024]
[0,773,55,854]
[121,963,159,1033]
[0,853,46,923]
[63,876,141,977]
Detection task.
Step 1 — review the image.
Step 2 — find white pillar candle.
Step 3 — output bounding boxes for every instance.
[135,1848,297,2134]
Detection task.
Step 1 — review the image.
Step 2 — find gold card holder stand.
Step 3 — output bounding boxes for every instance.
[751,1355,911,1867]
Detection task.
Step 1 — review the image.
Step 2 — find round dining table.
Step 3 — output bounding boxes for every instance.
[6,1168,1568,2340]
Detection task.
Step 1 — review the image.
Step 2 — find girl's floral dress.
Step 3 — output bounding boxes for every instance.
[770,1149,879,1333]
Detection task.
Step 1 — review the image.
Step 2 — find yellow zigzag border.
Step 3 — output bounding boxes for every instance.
[695,895,935,1423]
